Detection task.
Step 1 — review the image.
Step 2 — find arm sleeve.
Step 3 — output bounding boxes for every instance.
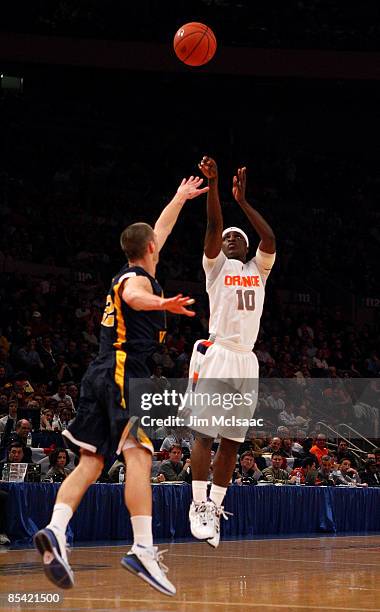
[253,248,276,284]
[202,250,227,283]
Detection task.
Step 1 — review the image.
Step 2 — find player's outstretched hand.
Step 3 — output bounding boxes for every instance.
[198,155,218,180]
[232,166,247,204]
[162,294,196,317]
[177,176,209,200]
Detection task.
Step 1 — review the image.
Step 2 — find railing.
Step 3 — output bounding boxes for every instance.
[315,421,366,464]
[337,423,377,452]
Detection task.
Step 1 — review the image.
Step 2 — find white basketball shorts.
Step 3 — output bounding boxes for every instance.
[184,339,259,442]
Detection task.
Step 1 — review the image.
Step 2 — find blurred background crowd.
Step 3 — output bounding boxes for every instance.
[0,1,379,503]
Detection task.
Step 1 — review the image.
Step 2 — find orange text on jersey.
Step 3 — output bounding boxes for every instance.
[224,275,260,287]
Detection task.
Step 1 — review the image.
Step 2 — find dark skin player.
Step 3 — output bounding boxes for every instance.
[191,155,276,488]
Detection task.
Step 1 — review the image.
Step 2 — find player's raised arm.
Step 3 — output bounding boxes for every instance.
[122,275,195,316]
[154,176,208,252]
[232,167,276,254]
[199,156,223,258]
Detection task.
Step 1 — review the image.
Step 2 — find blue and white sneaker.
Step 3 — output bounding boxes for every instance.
[34,527,74,589]
[121,544,176,596]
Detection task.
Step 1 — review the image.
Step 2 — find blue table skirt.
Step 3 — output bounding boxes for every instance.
[2,483,379,544]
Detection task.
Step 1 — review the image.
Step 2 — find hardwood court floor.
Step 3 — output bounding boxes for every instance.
[1,536,380,612]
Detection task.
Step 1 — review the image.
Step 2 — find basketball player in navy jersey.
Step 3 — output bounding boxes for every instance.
[34,175,208,596]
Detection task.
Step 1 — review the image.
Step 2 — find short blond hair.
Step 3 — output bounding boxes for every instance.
[120,222,154,260]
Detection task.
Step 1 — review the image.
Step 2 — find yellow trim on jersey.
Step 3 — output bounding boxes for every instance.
[113,281,128,409]
[113,281,127,349]
[137,426,154,453]
[115,349,127,409]
[101,293,115,328]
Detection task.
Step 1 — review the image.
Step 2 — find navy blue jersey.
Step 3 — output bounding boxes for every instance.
[99,264,166,357]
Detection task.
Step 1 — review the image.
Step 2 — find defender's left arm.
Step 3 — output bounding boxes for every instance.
[154,176,208,252]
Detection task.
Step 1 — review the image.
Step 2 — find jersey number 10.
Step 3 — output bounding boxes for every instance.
[236,289,255,311]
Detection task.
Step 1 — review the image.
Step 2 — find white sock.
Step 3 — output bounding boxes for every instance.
[131,515,153,548]
[48,503,73,533]
[192,480,208,503]
[210,484,227,507]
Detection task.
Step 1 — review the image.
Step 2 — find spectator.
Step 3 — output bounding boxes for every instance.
[46,448,72,481]
[293,404,311,431]
[262,436,282,454]
[261,452,297,484]
[359,459,380,487]
[281,438,295,459]
[158,444,191,482]
[55,355,74,384]
[0,442,31,467]
[233,451,262,484]
[4,420,33,463]
[160,428,193,452]
[40,408,55,431]
[38,336,56,382]
[17,338,44,379]
[336,439,358,468]
[310,434,329,465]
[58,406,74,430]
[312,349,329,373]
[333,458,365,486]
[66,384,79,410]
[0,399,18,434]
[315,455,335,486]
[293,437,318,467]
[266,387,285,414]
[290,456,318,485]
[278,405,298,428]
[51,383,75,412]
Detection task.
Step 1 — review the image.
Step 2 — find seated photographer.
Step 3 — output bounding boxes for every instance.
[46,448,72,481]
[158,443,191,482]
[233,451,262,485]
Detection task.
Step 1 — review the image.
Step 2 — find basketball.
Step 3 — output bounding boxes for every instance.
[173,22,217,66]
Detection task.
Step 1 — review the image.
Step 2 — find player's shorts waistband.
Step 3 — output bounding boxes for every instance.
[214,338,253,353]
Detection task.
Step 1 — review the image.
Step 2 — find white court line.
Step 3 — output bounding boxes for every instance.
[71,533,380,552]
[75,549,380,567]
[63,596,380,611]
[167,552,380,567]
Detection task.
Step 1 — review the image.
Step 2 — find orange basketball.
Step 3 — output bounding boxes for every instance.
[173,22,217,67]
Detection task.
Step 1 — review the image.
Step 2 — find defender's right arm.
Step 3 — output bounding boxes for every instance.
[122,275,195,316]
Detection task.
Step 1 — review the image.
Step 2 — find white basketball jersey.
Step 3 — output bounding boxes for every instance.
[203,248,276,350]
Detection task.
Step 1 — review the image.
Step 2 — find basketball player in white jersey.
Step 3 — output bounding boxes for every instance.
[188,156,276,547]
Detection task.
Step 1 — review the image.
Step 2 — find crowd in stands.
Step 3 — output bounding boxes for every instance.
[2,0,380,51]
